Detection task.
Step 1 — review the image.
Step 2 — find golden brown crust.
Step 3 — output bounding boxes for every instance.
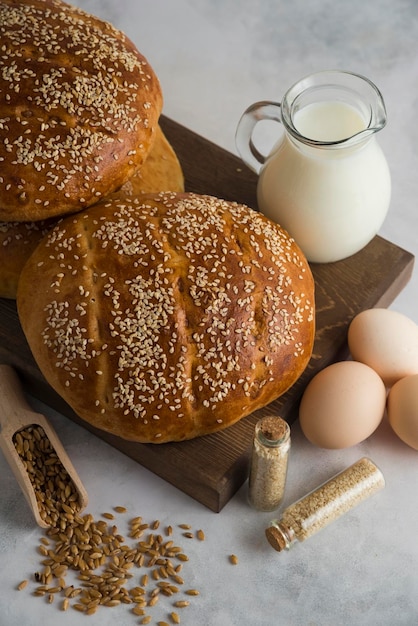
[0,0,162,222]
[17,192,315,443]
[0,217,55,299]
[0,126,184,299]
[111,125,184,199]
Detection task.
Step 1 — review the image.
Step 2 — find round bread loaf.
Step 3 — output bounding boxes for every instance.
[0,0,162,222]
[0,126,184,299]
[17,192,315,443]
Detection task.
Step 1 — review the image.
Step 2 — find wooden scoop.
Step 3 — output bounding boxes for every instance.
[0,364,88,528]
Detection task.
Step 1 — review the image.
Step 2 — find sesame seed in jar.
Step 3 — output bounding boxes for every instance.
[266,458,385,551]
[248,416,291,511]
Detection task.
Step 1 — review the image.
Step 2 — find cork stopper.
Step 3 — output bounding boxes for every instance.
[265,520,295,552]
[256,415,290,447]
[265,525,286,551]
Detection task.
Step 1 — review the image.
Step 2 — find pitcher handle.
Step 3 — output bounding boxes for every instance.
[235,101,282,174]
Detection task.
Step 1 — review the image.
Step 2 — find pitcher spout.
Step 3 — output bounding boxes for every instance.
[344,74,387,147]
[366,79,387,133]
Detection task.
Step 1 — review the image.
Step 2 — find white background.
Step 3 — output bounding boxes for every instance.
[1,1,417,625]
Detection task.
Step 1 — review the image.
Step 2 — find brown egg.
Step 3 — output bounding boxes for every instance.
[387,374,418,451]
[348,309,418,387]
[299,361,386,449]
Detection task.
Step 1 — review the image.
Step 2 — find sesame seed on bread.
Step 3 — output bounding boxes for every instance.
[0,0,162,222]
[17,192,315,443]
[0,125,184,299]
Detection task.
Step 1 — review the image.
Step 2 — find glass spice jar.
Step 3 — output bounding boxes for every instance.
[265,457,385,552]
[248,415,291,511]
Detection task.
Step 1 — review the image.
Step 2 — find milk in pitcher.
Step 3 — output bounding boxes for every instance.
[257,100,391,263]
[236,71,391,263]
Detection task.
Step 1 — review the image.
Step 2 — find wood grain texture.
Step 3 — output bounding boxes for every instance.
[0,115,415,512]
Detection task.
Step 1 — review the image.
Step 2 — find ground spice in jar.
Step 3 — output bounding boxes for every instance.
[265,457,385,551]
[248,415,290,511]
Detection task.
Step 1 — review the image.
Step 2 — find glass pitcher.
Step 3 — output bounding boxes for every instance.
[235,70,391,263]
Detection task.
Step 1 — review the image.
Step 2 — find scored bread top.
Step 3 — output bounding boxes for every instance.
[17,192,315,443]
[0,0,162,222]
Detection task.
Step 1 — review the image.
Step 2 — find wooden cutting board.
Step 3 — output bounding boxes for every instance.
[0,116,415,512]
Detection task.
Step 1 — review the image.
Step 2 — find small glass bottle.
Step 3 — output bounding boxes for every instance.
[265,457,385,552]
[248,415,291,511]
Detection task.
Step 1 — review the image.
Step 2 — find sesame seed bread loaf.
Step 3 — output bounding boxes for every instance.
[0,0,162,222]
[0,125,184,299]
[17,192,315,443]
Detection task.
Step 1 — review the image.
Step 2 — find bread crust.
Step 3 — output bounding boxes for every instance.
[109,125,184,200]
[0,126,184,298]
[0,0,162,221]
[17,192,315,443]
